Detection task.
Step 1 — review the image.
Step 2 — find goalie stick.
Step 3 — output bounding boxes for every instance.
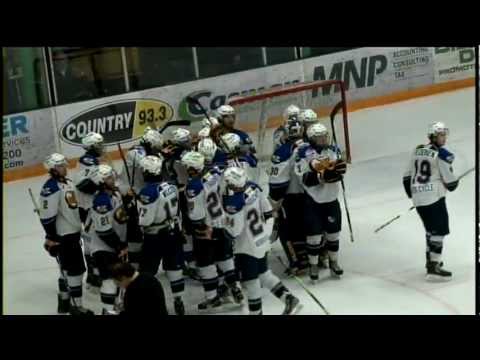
[329,101,354,243]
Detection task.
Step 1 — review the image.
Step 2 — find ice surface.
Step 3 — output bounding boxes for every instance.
[3,88,475,315]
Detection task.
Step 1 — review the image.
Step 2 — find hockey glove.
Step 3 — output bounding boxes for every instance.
[44,238,61,257]
[323,169,343,183]
[402,176,412,198]
[334,159,347,174]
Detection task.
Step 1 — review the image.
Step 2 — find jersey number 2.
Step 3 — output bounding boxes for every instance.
[247,209,264,237]
[207,192,222,219]
[413,160,431,184]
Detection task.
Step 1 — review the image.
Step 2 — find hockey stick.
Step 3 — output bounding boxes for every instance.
[117,143,131,186]
[329,102,354,243]
[374,166,475,233]
[28,188,92,315]
[158,119,191,134]
[276,256,330,315]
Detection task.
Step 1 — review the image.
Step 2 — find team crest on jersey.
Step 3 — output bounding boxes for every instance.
[139,194,150,204]
[225,205,237,213]
[327,216,336,223]
[41,186,52,196]
[81,156,96,166]
[114,207,128,224]
[271,154,281,163]
[65,191,79,209]
[187,189,197,197]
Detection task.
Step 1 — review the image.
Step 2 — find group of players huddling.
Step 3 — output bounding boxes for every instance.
[36,100,460,315]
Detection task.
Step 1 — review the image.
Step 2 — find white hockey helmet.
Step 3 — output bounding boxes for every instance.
[44,153,67,171]
[140,155,163,176]
[172,128,192,145]
[299,109,318,124]
[197,138,218,162]
[220,133,241,153]
[428,122,449,138]
[181,151,205,172]
[307,123,329,140]
[81,132,104,153]
[142,127,164,150]
[216,105,235,117]
[224,166,248,189]
[283,104,301,122]
[201,117,219,129]
[92,164,115,185]
[197,127,211,139]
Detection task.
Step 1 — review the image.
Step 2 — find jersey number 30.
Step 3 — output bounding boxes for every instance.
[413,160,432,184]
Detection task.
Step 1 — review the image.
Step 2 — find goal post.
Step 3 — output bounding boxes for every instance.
[228,79,351,166]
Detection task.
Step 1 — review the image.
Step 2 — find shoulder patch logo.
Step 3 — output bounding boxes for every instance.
[96,204,108,214]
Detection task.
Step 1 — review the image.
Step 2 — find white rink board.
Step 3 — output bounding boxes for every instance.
[4,88,475,315]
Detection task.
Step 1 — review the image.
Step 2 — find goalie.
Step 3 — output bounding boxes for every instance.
[294,122,347,282]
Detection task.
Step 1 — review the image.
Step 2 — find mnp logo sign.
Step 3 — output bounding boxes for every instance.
[60,99,174,146]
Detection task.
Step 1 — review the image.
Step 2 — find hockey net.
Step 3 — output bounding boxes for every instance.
[228,80,351,172]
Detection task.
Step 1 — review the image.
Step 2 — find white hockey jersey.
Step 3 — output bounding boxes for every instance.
[404,144,458,207]
[269,140,304,195]
[137,181,180,234]
[223,182,274,259]
[117,145,147,196]
[89,189,128,254]
[294,144,341,204]
[185,166,225,229]
[39,177,82,238]
[74,153,101,211]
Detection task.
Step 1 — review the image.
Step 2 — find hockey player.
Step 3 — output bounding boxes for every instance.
[89,164,129,315]
[137,155,186,315]
[294,123,347,282]
[269,119,309,275]
[117,127,164,269]
[74,132,105,289]
[161,128,199,280]
[210,104,256,156]
[222,166,302,315]
[182,151,244,311]
[402,122,459,280]
[273,105,301,151]
[39,153,93,315]
[217,132,258,178]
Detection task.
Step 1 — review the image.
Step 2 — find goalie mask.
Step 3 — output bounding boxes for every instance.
[307,123,329,149]
[283,104,301,123]
[286,120,303,140]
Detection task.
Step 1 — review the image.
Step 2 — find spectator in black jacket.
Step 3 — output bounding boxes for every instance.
[111,262,168,315]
